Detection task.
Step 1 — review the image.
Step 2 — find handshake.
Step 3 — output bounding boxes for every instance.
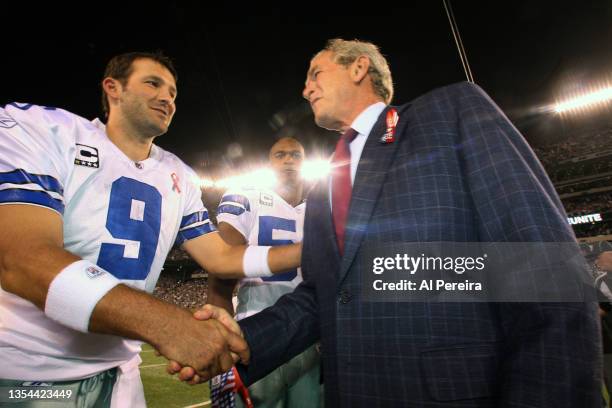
[153,304,248,385]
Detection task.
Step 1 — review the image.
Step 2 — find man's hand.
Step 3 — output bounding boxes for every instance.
[166,304,249,384]
[154,307,248,383]
[195,304,244,337]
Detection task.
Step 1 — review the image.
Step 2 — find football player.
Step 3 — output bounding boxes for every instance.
[207,137,321,408]
[0,52,300,407]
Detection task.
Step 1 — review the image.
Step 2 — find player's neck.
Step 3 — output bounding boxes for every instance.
[275,183,304,207]
[105,119,154,162]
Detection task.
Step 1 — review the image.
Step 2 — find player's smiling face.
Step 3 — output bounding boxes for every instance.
[269,138,304,184]
[120,58,177,137]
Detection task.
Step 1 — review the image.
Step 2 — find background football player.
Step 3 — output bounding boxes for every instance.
[207,137,322,408]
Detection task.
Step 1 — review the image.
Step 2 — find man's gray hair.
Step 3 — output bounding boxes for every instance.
[323,38,394,104]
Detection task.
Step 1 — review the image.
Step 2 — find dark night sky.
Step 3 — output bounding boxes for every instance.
[3,2,612,177]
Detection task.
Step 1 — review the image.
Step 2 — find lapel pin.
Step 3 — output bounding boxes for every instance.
[380,108,398,144]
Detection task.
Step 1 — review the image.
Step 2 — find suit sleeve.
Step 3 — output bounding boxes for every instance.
[236,263,320,386]
[456,83,601,407]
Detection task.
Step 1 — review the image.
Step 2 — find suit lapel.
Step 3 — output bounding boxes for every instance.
[337,106,407,284]
[307,177,341,263]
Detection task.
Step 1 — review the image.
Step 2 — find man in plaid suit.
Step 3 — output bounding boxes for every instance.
[177,38,602,407]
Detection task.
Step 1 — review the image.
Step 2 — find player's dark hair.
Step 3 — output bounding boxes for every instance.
[101,51,177,118]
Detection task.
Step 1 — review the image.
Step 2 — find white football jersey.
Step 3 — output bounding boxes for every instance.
[217,187,305,321]
[0,103,215,381]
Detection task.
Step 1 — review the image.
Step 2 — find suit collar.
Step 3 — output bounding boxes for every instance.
[337,104,409,285]
[350,101,387,139]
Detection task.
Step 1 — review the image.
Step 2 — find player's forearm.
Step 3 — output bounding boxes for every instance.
[184,234,301,278]
[206,243,302,278]
[204,245,247,278]
[0,242,80,309]
[267,243,302,274]
[89,284,191,347]
[0,205,79,309]
[0,241,186,347]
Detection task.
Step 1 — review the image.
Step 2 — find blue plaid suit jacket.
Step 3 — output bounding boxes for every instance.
[237,82,601,407]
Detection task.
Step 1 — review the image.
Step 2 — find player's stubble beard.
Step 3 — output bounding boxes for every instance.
[120,93,171,142]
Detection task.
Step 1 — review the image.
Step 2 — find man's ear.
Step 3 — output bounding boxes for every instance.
[349,55,371,83]
[102,77,122,104]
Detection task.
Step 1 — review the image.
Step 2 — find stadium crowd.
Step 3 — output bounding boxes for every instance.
[152,274,209,310]
[533,127,612,170]
[528,126,611,239]
[563,192,612,215]
[557,176,612,195]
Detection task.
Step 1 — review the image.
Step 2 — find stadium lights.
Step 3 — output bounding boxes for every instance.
[198,177,215,189]
[196,158,332,190]
[554,86,612,113]
[215,168,278,190]
[301,159,332,181]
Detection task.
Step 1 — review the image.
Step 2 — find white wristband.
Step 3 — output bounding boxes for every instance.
[243,246,273,278]
[45,260,120,333]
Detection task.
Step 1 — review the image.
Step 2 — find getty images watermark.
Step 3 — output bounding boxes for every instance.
[359,242,598,302]
[372,252,487,292]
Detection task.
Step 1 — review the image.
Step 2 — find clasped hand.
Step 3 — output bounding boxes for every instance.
[161,304,248,385]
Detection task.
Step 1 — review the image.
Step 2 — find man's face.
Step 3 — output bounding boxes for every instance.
[269,138,305,184]
[118,58,177,137]
[302,51,352,131]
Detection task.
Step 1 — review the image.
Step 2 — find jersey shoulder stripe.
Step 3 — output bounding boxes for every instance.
[180,210,213,229]
[0,168,63,195]
[218,194,251,216]
[0,168,64,213]
[0,188,64,213]
[176,210,216,245]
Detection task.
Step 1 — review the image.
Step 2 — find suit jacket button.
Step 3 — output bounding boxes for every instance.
[338,290,351,304]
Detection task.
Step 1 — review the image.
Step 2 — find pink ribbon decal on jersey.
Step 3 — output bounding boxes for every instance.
[171,173,181,193]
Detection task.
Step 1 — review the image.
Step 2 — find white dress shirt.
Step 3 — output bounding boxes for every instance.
[346,101,387,185]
